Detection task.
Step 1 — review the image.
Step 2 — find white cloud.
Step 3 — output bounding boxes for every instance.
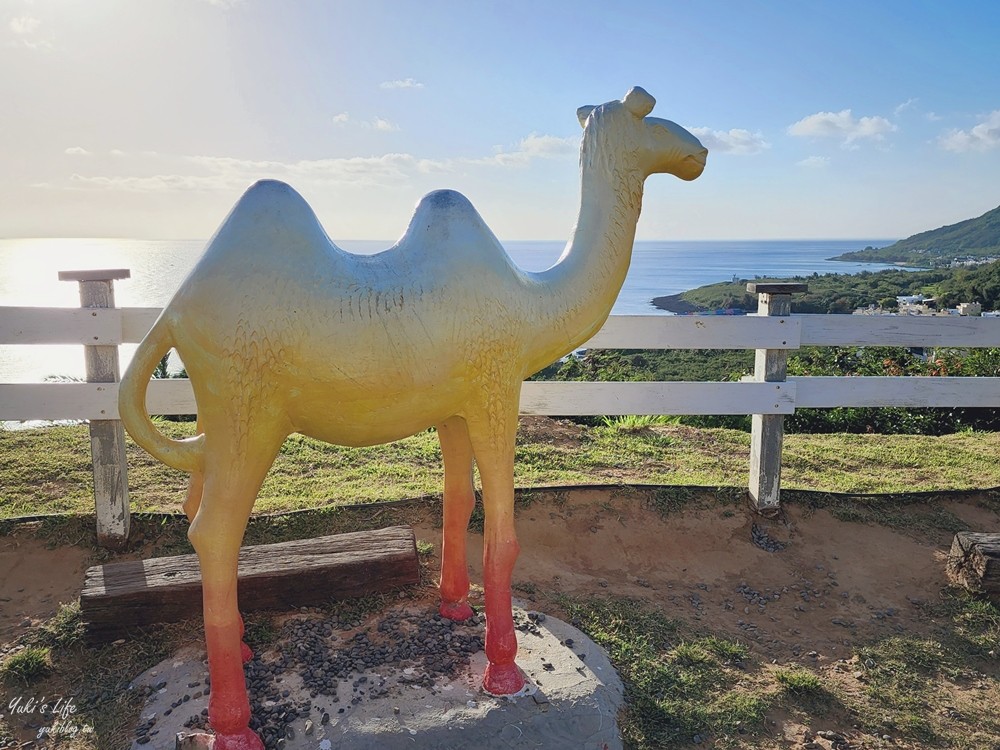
[474,133,577,166]
[938,111,1000,152]
[380,78,424,90]
[787,109,896,146]
[925,111,943,122]
[894,98,917,116]
[332,112,350,125]
[7,14,50,49]
[796,156,830,168]
[64,146,90,156]
[688,127,769,155]
[199,0,244,8]
[110,149,127,157]
[46,129,582,195]
[9,15,40,34]
[368,117,400,132]
[59,152,455,193]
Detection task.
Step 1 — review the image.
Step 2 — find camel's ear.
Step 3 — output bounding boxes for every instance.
[577,105,596,128]
[623,87,656,118]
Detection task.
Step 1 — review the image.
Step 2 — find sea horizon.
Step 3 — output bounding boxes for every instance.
[1,236,902,383]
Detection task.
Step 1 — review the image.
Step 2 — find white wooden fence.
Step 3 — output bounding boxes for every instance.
[3,272,1000,548]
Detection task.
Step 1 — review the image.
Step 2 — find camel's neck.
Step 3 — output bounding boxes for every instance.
[524,149,645,374]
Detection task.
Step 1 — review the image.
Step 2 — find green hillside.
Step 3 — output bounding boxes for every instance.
[833,203,1000,266]
[663,259,1000,314]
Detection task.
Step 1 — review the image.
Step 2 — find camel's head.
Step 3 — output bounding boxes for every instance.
[577,87,708,181]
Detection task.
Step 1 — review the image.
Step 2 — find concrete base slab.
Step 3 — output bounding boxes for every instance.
[129,605,623,750]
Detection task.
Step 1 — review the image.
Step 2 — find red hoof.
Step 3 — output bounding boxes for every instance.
[212,728,264,750]
[240,641,254,663]
[482,662,526,696]
[439,600,474,621]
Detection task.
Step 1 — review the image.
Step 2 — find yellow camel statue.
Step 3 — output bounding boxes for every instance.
[118,86,706,750]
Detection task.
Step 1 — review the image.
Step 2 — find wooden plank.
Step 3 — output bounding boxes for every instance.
[520,380,795,415]
[0,382,118,420]
[58,268,130,283]
[0,307,124,345]
[581,314,801,350]
[800,314,1000,348]
[792,376,1000,408]
[120,307,162,343]
[1,379,799,420]
[947,532,1000,598]
[7,375,1000,421]
[80,526,420,643]
[7,308,1000,350]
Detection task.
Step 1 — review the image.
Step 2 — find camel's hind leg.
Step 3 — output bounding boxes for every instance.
[183,420,254,663]
[182,419,204,523]
[436,416,476,621]
[187,420,284,750]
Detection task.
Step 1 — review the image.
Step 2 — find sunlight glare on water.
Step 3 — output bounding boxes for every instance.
[0,236,897,384]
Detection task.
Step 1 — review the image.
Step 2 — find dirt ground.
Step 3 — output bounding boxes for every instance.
[1,487,998,748]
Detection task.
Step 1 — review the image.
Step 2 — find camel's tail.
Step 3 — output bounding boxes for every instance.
[118,318,204,474]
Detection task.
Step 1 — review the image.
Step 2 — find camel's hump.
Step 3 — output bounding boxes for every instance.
[205,179,329,254]
[227,179,320,228]
[404,189,501,249]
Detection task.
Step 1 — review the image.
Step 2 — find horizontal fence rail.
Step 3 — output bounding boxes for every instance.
[4,274,1000,547]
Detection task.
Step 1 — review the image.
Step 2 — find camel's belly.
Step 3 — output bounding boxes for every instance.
[287,378,471,448]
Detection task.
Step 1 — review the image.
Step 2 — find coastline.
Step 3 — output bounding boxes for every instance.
[650,293,705,314]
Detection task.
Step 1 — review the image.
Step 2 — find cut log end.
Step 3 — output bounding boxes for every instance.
[947,531,1000,601]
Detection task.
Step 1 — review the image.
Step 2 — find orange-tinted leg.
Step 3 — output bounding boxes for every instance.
[467,394,525,695]
[187,428,281,750]
[185,462,252,662]
[436,416,476,621]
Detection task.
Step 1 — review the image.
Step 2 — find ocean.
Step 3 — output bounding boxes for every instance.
[0,237,899,383]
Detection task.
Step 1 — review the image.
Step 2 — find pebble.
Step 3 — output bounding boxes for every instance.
[750,523,786,552]
[160,607,487,746]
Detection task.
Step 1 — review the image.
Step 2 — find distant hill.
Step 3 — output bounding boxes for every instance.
[659,259,1000,314]
[832,203,1000,266]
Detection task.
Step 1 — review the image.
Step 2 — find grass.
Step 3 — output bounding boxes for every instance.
[0,646,52,684]
[3,417,1000,747]
[3,419,999,518]
[774,666,825,696]
[559,596,769,747]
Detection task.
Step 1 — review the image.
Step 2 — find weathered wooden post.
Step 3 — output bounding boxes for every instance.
[747,282,806,511]
[59,268,132,549]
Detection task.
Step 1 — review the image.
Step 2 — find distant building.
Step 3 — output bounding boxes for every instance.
[957,302,982,316]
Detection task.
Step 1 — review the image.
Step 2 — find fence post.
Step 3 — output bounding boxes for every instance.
[59,268,132,549]
[747,282,807,512]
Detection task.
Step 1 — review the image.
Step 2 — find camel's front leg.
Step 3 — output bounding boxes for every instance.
[436,416,476,621]
[466,393,525,695]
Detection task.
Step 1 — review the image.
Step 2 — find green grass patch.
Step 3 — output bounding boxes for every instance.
[774,666,824,696]
[559,596,768,748]
[0,646,52,684]
[4,421,1000,518]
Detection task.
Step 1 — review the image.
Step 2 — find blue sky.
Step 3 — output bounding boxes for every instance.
[2,0,998,242]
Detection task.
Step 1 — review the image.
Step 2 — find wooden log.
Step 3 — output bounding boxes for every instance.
[80,526,420,643]
[947,532,1000,599]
